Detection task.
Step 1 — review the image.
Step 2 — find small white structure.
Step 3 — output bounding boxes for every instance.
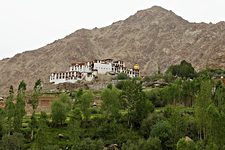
[49,59,140,84]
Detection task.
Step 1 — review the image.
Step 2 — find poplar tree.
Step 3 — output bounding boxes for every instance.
[195,80,212,140]
[69,108,82,142]
[30,79,42,140]
[14,80,26,132]
[0,108,6,138]
[5,85,15,134]
[34,112,48,149]
[31,79,42,113]
[206,85,225,148]
[80,91,93,121]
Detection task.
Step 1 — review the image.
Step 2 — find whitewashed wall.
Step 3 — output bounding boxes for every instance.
[93,63,112,74]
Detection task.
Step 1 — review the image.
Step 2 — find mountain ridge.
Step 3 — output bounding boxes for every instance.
[1,5,225,96]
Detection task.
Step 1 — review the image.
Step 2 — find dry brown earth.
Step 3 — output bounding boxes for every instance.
[1,6,225,96]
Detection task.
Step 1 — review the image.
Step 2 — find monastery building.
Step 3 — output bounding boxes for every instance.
[50,59,140,84]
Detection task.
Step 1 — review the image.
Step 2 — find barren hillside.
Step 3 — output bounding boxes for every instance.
[1,6,225,96]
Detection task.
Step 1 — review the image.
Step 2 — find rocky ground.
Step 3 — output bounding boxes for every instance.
[1,6,225,96]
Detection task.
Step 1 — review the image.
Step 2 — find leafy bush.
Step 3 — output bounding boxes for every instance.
[122,137,162,150]
[0,133,25,150]
[116,73,130,80]
[150,121,174,149]
[115,81,125,90]
[107,83,113,89]
[145,88,166,107]
[177,137,196,150]
[72,138,104,150]
[90,107,101,114]
[140,113,165,138]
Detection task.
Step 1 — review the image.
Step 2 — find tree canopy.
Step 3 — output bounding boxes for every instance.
[166,60,196,78]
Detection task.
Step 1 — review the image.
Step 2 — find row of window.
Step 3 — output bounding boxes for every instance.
[51,76,83,80]
[52,73,76,76]
[95,67,112,70]
[51,74,83,79]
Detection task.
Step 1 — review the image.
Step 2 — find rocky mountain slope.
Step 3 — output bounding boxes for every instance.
[1,6,225,96]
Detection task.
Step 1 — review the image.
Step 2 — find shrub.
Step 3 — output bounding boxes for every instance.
[150,121,174,149]
[116,73,129,80]
[72,138,104,150]
[177,137,196,150]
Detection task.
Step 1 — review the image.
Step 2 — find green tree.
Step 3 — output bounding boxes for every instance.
[69,108,82,141]
[180,79,198,106]
[166,107,188,145]
[161,80,182,106]
[140,112,164,139]
[5,85,15,135]
[51,94,71,126]
[80,91,93,121]
[195,80,212,140]
[29,112,37,141]
[150,120,174,149]
[31,79,42,113]
[213,84,225,148]
[14,80,26,132]
[18,80,26,92]
[34,112,48,149]
[70,89,83,103]
[166,60,196,78]
[144,137,162,150]
[122,80,154,129]
[145,88,166,107]
[30,79,42,140]
[51,100,67,126]
[101,87,121,120]
[176,137,196,150]
[0,109,6,138]
[206,102,225,148]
